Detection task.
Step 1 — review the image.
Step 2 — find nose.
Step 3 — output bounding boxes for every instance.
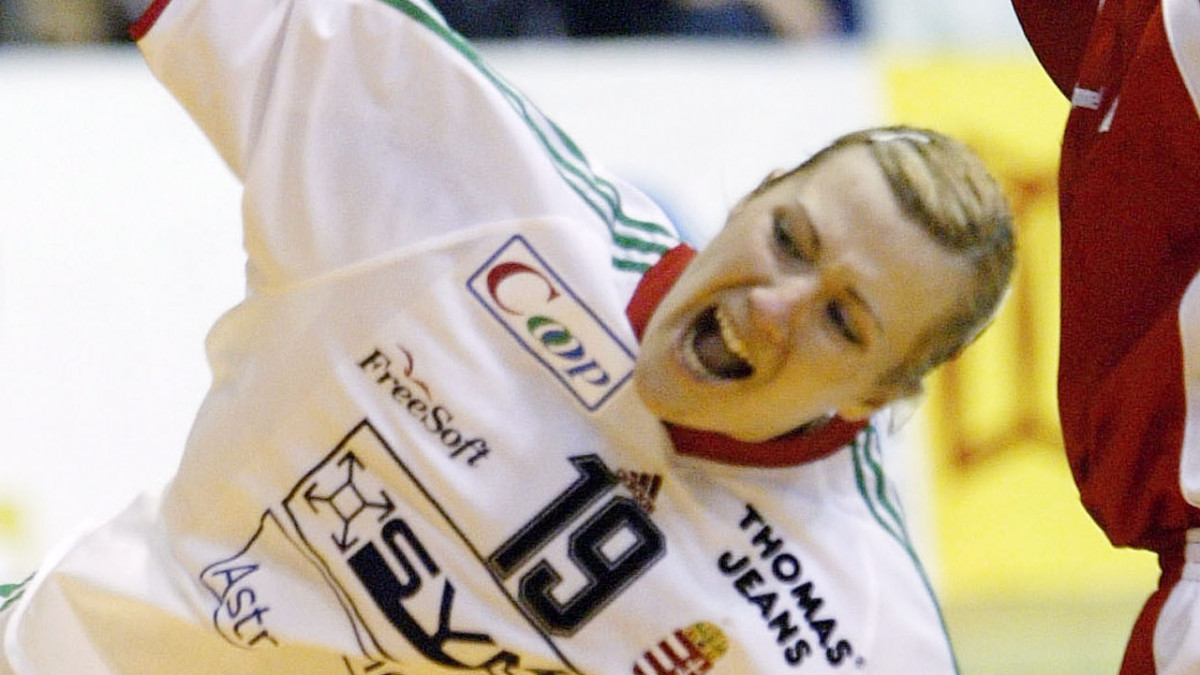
[747,277,816,344]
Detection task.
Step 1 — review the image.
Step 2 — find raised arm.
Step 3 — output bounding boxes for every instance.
[131,0,674,289]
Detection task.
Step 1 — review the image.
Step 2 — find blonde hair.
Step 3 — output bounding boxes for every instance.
[770,125,1016,399]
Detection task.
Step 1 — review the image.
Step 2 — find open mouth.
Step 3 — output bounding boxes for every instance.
[686,306,753,380]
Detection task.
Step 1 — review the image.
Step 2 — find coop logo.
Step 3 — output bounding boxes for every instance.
[469,236,635,411]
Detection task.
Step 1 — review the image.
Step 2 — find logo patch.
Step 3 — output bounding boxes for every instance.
[617,469,664,514]
[359,345,492,466]
[281,421,574,673]
[717,504,860,669]
[201,420,668,673]
[469,236,635,411]
[632,622,729,675]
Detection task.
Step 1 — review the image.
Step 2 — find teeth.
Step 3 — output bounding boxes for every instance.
[683,305,755,380]
[716,307,750,362]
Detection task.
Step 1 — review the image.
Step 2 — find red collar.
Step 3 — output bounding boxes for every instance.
[626,244,867,467]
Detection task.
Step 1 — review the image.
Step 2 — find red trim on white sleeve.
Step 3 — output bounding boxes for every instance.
[129,0,175,41]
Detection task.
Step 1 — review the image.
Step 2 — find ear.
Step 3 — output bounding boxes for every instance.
[759,168,787,188]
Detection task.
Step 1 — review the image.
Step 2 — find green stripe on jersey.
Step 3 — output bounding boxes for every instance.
[0,573,33,614]
[850,427,961,675]
[380,0,678,273]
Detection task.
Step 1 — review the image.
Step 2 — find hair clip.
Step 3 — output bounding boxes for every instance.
[868,129,933,145]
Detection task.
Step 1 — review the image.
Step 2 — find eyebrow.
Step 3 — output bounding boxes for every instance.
[798,202,885,344]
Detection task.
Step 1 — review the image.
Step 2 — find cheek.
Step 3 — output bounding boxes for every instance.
[631,360,670,419]
[633,342,689,413]
[782,343,876,401]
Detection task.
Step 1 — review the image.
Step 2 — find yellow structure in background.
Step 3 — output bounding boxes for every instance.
[884,54,1159,673]
[0,497,25,579]
[0,501,18,540]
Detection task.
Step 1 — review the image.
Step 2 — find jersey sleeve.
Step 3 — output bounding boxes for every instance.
[133,0,616,289]
[1010,0,1100,97]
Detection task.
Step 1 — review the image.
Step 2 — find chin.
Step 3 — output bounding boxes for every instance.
[722,427,780,443]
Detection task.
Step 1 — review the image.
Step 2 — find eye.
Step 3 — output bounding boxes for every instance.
[826,300,862,346]
[773,213,809,262]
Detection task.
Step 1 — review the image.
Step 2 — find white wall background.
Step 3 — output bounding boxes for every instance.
[0,47,244,578]
[864,0,1028,47]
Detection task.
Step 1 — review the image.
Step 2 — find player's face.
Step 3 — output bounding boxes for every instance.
[634,144,972,442]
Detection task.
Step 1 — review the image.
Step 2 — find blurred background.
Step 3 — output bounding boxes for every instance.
[0,1,1158,674]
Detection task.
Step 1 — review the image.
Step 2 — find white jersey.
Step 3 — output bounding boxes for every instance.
[0,0,958,673]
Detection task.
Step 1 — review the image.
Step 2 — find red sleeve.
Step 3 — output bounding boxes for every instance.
[1011,0,1100,97]
[1066,307,1193,551]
